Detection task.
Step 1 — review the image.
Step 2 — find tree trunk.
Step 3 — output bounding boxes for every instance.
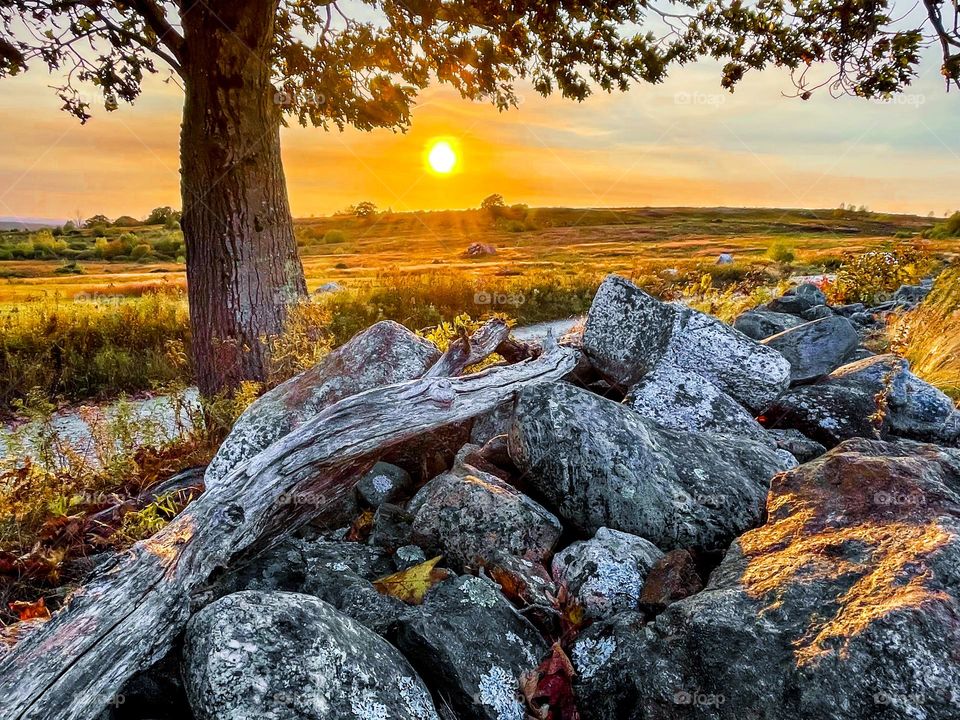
[179,0,306,398]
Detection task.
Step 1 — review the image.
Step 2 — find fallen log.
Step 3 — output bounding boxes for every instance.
[0,340,576,720]
[424,317,511,378]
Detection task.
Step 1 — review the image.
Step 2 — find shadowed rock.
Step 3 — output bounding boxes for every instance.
[572,438,960,720]
[509,382,794,552]
[397,575,546,720]
[733,309,804,340]
[761,315,858,383]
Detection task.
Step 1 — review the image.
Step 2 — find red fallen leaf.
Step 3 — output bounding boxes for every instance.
[345,509,374,542]
[9,597,51,621]
[521,642,581,720]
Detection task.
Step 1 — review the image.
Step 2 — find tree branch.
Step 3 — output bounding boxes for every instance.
[128,0,185,65]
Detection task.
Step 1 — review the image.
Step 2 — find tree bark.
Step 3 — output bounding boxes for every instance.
[179,0,306,397]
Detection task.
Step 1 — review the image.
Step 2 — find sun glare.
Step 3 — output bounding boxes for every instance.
[426,139,458,174]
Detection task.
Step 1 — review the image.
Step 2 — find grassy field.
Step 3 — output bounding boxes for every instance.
[0,205,957,411]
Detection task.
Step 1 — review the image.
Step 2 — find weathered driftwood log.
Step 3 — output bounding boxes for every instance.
[423,317,511,377]
[0,341,576,720]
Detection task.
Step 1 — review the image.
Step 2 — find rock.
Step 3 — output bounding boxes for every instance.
[206,320,439,486]
[733,309,804,340]
[551,527,663,620]
[625,363,770,443]
[314,280,344,294]
[833,302,866,317]
[356,462,413,507]
[893,283,931,305]
[582,274,677,387]
[792,282,828,306]
[394,544,428,570]
[716,253,734,264]
[397,576,547,720]
[183,591,439,720]
[573,439,960,720]
[850,310,880,328]
[761,316,859,383]
[509,382,794,552]
[663,304,791,412]
[218,537,395,596]
[767,428,827,463]
[96,652,191,720]
[764,355,960,447]
[469,402,513,446]
[800,304,834,321]
[766,294,816,315]
[638,549,703,614]
[370,503,416,553]
[407,464,562,570]
[465,242,497,257]
[584,276,790,411]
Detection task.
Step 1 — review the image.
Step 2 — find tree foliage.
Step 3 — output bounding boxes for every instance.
[2,0,956,131]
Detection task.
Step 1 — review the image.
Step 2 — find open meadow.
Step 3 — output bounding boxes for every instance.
[1,205,957,413]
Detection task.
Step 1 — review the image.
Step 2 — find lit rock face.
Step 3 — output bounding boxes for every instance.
[572,438,960,720]
[583,275,790,412]
[625,362,771,443]
[509,382,794,552]
[183,591,440,720]
[551,527,664,621]
[206,320,439,486]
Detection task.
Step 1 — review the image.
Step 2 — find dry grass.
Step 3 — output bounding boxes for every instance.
[890,266,960,400]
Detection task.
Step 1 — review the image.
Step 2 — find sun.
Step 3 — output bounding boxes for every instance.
[426,139,458,174]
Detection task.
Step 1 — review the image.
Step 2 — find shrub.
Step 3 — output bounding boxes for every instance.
[832,242,934,304]
[923,211,960,239]
[131,243,153,260]
[323,229,347,244]
[767,242,796,263]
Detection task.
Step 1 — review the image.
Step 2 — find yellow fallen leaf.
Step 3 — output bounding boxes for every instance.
[373,556,447,605]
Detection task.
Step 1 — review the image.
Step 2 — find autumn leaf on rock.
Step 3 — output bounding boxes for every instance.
[9,597,51,622]
[373,556,448,605]
[521,642,580,720]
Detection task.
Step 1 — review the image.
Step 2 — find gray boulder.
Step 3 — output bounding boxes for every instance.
[397,575,547,720]
[582,274,677,387]
[573,439,960,720]
[509,382,794,552]
[356,462,413,507]
[183,591,439,720]
[761,315,859,383]
[800,304,834,321]
[733,309,804,340]
[765,355,960,447]
[408,463,562,570]
[551,527,663,620]
[625,363,770,444]
[766,294,815,315]
[206,320,439,486]
[893,283,931,306]
[767,428,827,463]
[793,282,828,305]
[584,276,790,411]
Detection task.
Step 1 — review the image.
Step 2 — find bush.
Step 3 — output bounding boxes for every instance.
[131,243,153,260]
[832,242,934,304]
[924,211,960,239]
[767,242,796,263]
[323,229,347,244]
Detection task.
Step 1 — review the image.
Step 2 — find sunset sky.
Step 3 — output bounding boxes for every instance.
[1,43,957,222]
